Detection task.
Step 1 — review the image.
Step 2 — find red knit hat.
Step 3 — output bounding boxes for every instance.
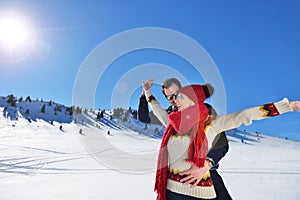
[177,84,213,104]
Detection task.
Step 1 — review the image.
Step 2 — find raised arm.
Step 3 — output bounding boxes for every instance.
[142,78,169,127]
[144,90,169,127]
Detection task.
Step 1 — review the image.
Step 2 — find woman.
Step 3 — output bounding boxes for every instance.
[155,84,300,200]
[140,78,231,199]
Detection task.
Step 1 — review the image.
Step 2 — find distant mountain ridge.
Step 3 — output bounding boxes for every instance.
[1,94,298,143]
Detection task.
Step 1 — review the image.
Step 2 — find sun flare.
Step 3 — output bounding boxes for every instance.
[0,11,35,63]
[0,17,30,48]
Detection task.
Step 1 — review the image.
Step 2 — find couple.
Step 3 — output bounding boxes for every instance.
[138,78,300,200]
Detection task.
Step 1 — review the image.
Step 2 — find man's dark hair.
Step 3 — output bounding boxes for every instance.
[162,78,182,89]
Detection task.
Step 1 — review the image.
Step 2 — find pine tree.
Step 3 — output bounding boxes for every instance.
[96,111,101,120]
[100,110,104,118]
[113,108,121,118]
[69,106,74,115]
[123,109,130,122]
[40,104,46,113]
[7,94,16,107]
[25,96,32,102]
[132,110,137,119]
[75,106,82,114]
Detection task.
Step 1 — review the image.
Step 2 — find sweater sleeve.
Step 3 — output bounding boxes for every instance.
[209,98,293,135]
[144,90,169,127]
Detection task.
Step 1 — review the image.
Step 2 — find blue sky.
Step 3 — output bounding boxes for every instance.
[0,0,299,139]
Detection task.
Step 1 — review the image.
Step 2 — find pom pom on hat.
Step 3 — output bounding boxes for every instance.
[202,83,214,98]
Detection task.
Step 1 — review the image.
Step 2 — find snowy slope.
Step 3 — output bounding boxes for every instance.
[0,95,72,123]
[0,96,300,200]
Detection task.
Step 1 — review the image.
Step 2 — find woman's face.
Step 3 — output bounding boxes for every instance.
[175,93,195,111]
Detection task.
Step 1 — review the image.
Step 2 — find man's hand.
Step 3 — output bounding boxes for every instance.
[179,160,211,186]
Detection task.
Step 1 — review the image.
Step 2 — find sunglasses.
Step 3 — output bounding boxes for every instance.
[165,92,183,101]
[165,93,176,101]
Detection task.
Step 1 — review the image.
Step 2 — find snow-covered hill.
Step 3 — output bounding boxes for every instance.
[0,94,300,200]
[0,94,72,123]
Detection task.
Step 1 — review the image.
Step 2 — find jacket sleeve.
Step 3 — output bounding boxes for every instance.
[144,90,169,127]
[206,131,229,169]
[137,94,151,124]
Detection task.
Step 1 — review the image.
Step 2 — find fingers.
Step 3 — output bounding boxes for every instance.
[180,175,201,186]
[144,77,153,83]
[179,170,189,176]
[193,179,201,187]
[179,170,198,185]
[148,77,154,82]
[142,80,147,88]
[180,175,196,185]
[142,78,154,86]
[142,78,154,92]
[179,166,202,186]
[179,174,191,183]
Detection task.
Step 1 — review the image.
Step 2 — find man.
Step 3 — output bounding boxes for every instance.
[138,78,232,200]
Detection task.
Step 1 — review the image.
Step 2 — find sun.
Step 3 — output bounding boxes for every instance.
[0,11,35,63]
[0,17,29,48]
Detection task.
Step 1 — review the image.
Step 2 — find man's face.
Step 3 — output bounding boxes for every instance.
[163,83,180,106]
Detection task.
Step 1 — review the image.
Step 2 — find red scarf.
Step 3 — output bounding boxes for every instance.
[154,103,208,200]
